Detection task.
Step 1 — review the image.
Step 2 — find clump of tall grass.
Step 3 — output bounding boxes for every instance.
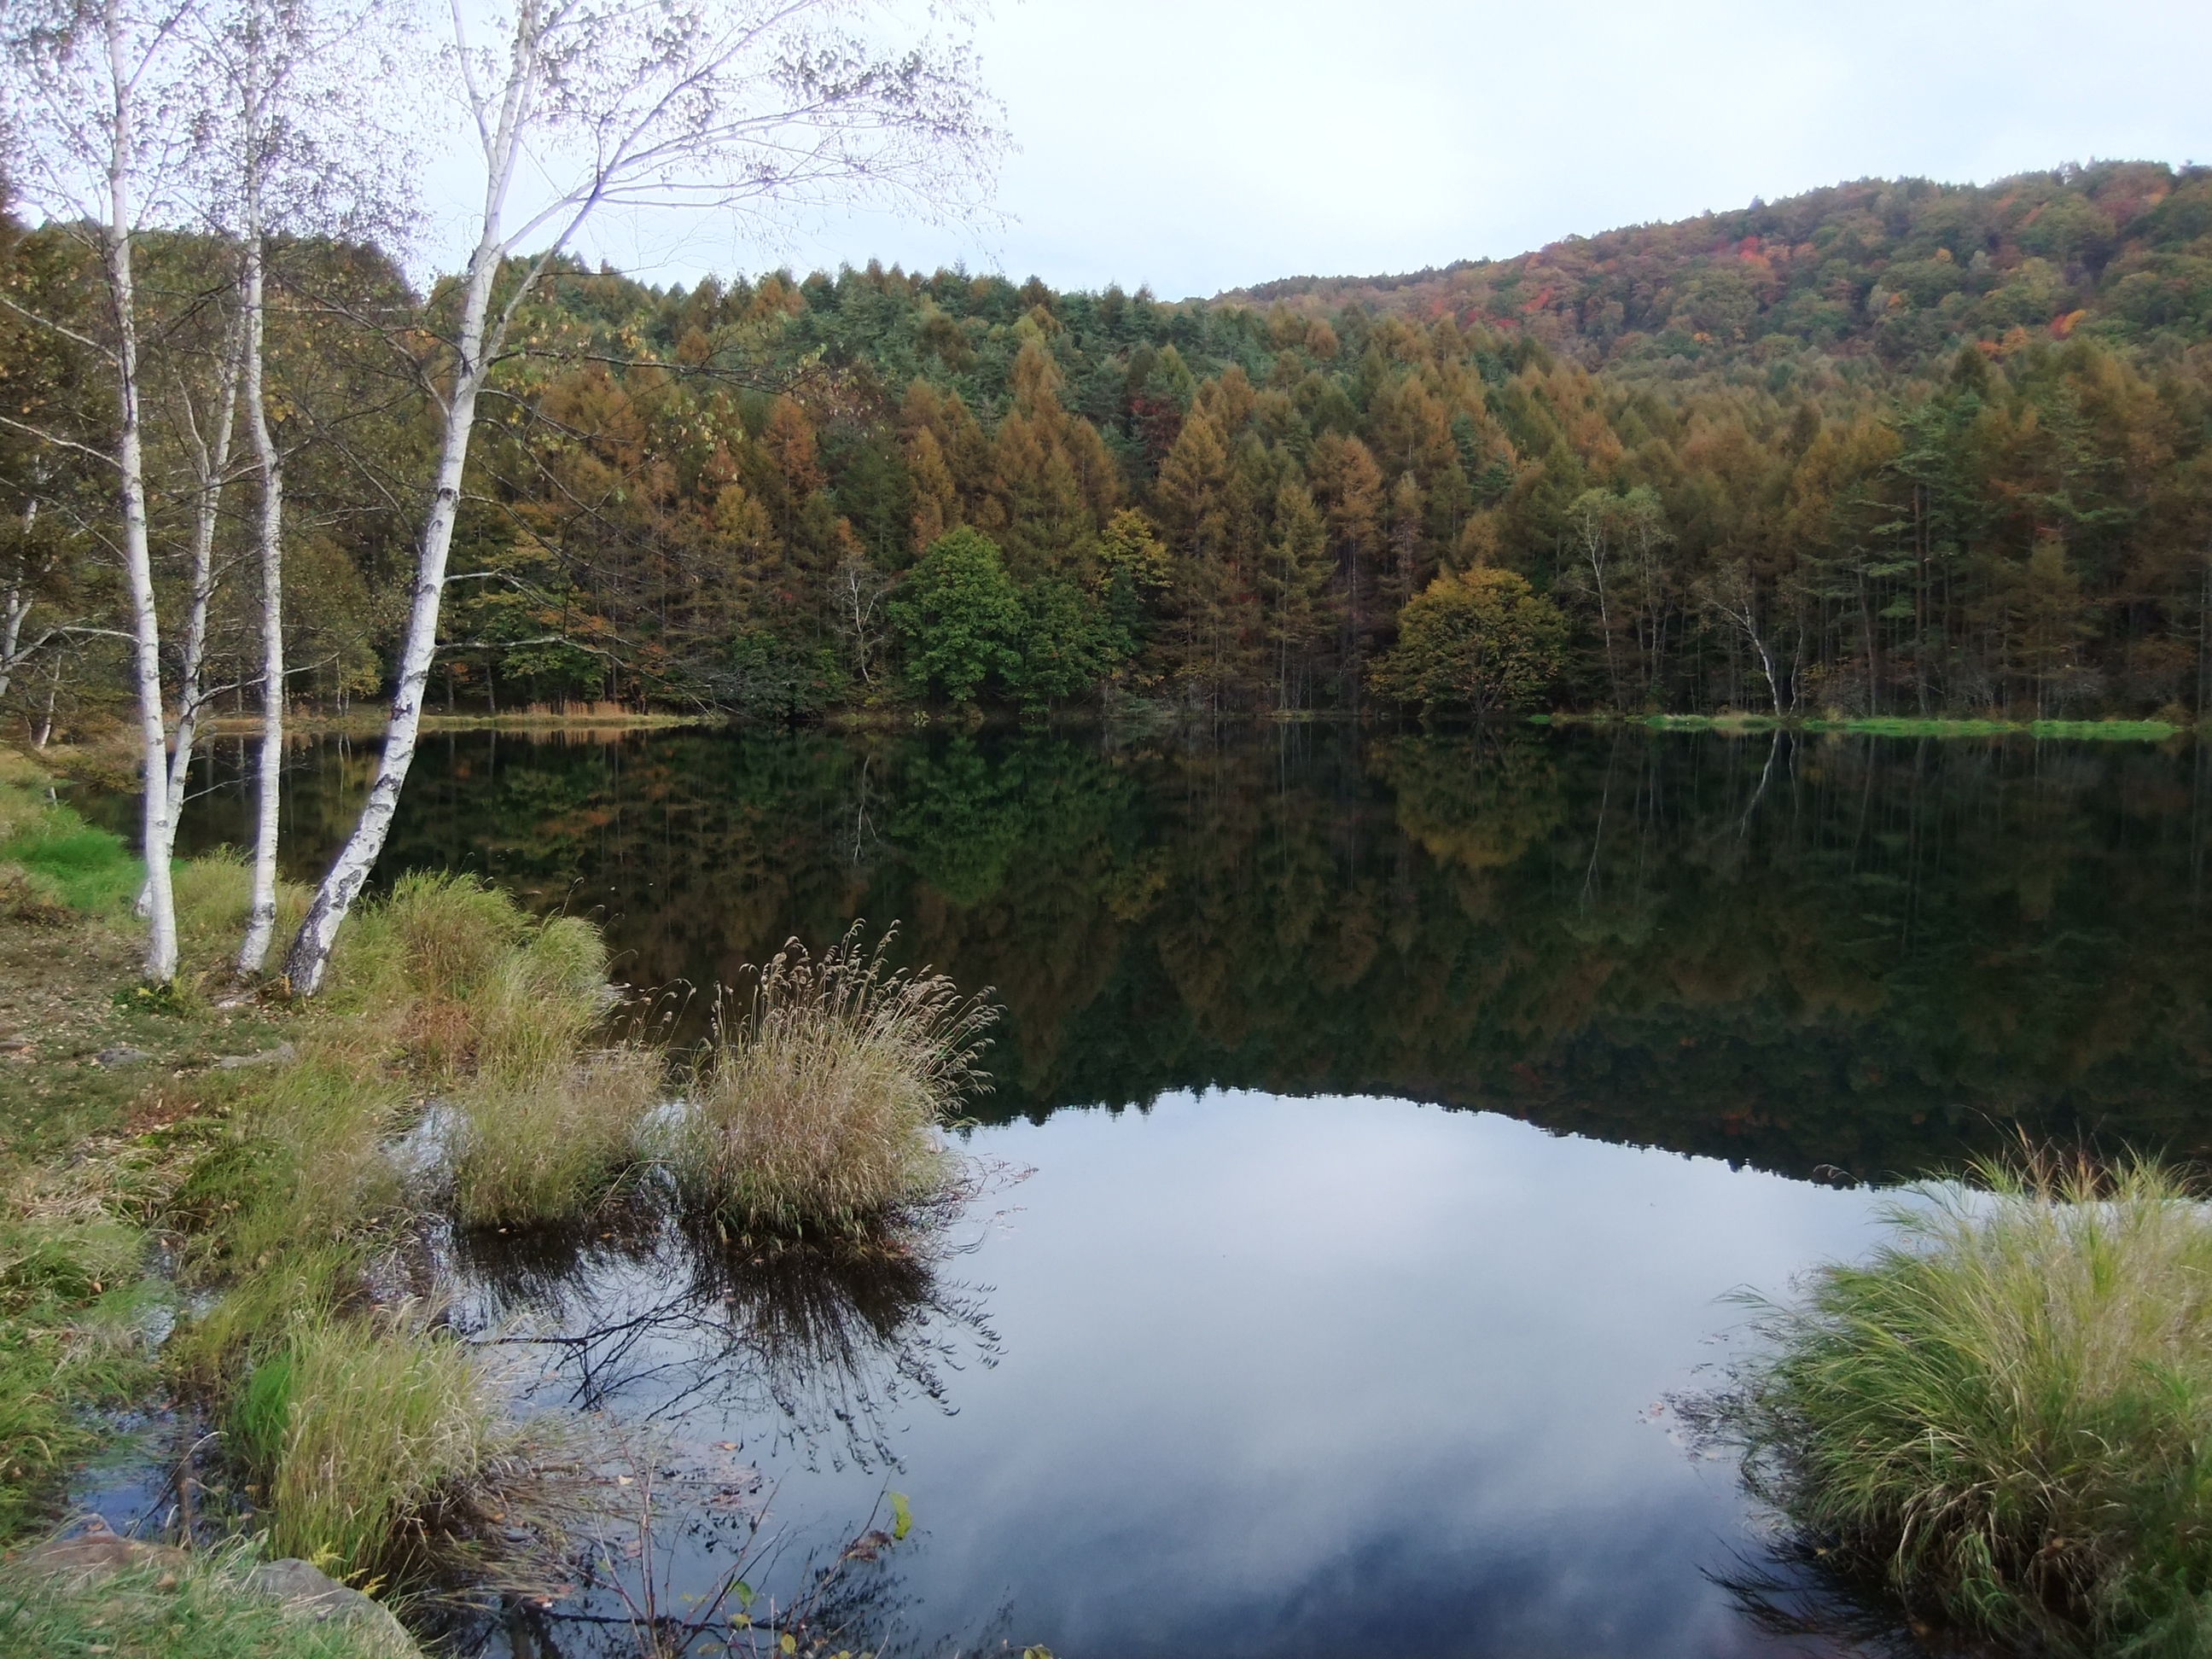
[449,1047,662,1226]
[171,846,310,962]
[0,1193,155,1538]
[327,870,532,1069]
[673,925,995,1238]
[1722,1153,2212,1654]
[441,897,661,1225]
[311,872,658,1225]
[230,1304,510,1580]
[172,1045,410,1286]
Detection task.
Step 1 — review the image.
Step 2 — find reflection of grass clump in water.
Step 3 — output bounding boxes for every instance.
[678,925,995,1238]
[1722,1155,2212,1653]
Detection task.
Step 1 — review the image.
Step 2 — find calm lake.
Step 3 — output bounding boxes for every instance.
[118,724,2212,1655]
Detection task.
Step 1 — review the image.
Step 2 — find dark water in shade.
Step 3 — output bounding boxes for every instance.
[114,723,2212,1655]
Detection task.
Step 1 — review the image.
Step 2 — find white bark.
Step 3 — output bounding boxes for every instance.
[0,592,22,703]
[237,227,285,973]
[283,220,504,992]
[137,292,243,919]
[166,298,245,826]
[1706,564,1787,721]
[35,666,61,747]
[0,506,30,705]
[1569,498,1622,709]
[102,0,181,985]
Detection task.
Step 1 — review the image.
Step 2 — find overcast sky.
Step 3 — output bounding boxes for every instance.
[533,0,2212,300]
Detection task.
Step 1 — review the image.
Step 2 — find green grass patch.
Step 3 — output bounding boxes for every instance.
[1805,715,2022,737]
[1720,1155,2212,1653]
[0,824,142,915]
[0,1206,160,1540]
[0,1545,405,1658]
[235,1309,508,1580]
[2027,719,2179,741]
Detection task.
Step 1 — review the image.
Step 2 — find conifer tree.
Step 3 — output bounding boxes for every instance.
[1262,481,1332,709]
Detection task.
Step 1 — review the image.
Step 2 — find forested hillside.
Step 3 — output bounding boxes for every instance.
[7,160,2212,731]
[1227,162,2212,375]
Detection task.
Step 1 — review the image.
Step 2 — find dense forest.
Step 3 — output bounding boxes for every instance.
[8,159,2212,733]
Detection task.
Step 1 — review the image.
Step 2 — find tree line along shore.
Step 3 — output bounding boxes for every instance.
[10,161,2212,748]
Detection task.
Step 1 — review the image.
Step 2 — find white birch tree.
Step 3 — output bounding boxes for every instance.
[282,0,1003,993]
[160,311,245,836]
[131,294,246,922]
[1699,559,1790,721]
[3,0,202,981]
[1565,487,1622,711]
[236,220,286,969]
[188,0,410,971]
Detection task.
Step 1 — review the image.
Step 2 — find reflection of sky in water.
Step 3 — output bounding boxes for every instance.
[493,1091,1889,1658]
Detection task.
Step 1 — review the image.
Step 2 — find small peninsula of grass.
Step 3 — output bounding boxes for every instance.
[1720,1155,2212,1654]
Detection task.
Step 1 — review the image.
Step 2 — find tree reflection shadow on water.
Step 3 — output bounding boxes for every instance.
[1671,1390,1937,1659]
[438,1183,1014,1658]
[458,1183,1006,1470]
[1705,1541,1951,1659]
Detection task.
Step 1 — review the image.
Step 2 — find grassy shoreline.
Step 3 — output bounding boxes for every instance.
[0,744,984,1651]
[77,703,2209,752]
[205,707,711,739]
[1534,710,2191,741]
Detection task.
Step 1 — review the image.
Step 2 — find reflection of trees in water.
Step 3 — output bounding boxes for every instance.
[439,1445,930,1659]
[189,724,2212,1179]
[439,1199,1013,1659]
[1703,1540,1936,1659]
[1678,1373,1935,1656]
[461,1201,1000,1470]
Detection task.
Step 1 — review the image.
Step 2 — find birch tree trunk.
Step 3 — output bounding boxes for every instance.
[103,0,180,984]
[282,233,504,992]
[0,593,21,703]
[0,501,31,703]
[238,227,286,973]
[1586,539,1620,710]
[137,295,242,918]
[35,667,60,748]
[166,300,244,825]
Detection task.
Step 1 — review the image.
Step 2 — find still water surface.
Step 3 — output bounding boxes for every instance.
[134,725,2212,1654]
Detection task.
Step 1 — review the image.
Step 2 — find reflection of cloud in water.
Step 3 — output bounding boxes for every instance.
[856,1091,1895,1658]
[450,1094,1906,1659]
[455,1195,1002,1471]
